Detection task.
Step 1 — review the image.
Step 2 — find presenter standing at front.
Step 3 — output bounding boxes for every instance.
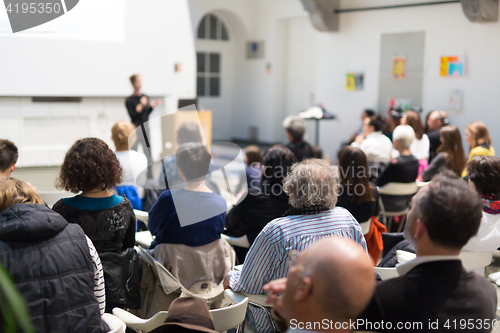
[125,74,162,178]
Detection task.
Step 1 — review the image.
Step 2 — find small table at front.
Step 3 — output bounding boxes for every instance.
[304,117,336,146]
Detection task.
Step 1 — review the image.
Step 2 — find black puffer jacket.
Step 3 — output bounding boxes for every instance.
[0,203,108,333]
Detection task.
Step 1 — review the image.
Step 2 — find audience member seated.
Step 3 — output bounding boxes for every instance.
[337,146,379,224]
[225,146,297,262]
[160,121,203,190]
[463,156,500,252]
[235,145,262,195]
[52,138,138,312]
[283,115,314,161]
[422,125,465,182]
[376,125,419,213]
[111,120,148,211]
[426,110,448,163]
[0,139,17,179]
[351,114,392,178]
[149,297,218,333]
[149,144,230,291]
[337,146,386,262]
[358,173,497,332]
[224,158,366,333]
[463,121,495,178]
[264,237,375,333]
[347,109,375,145]
[383,107,403,142]
[401,110,429,175]
[0,178,108,332]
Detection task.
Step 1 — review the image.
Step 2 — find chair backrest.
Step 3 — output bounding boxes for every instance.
[135,230,154,248]
[374,267,399,280]
[459,251,493,271]
[112,308,168,332]
[359,219,371,235]
[134,209,149,224]
[221,234,251,248]
[378,182,418,196]
[112,290,249,332]
[102,313,126,333]
[38,190,73,208]
[396,250,493,271]
[211,290,249,332]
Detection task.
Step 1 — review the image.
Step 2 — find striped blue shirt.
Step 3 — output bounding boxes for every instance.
[228,207,366,333]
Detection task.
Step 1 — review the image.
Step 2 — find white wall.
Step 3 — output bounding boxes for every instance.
[210,0,500,161]
[0,0,195,167]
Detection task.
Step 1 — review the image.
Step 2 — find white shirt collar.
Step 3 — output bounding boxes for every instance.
[396,255,460,276]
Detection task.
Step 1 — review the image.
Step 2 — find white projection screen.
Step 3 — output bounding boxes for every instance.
[0,0,171,96]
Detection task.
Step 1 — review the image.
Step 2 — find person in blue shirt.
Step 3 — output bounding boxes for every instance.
[148,143,226,248]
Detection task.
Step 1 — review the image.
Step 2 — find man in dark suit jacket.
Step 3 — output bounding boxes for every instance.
[358,172,497,333]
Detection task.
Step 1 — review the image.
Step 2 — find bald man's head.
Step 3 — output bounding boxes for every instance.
[427,110,448,131]
[280,237,375,324]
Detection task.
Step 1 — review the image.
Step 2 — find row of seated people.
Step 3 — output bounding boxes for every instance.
[0,111,498,332]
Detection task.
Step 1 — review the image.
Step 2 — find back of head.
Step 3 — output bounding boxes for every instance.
[415,171,483,250]
[392,125,415,150]
[363,109,375,119]
[0,178,44,212]
[404,111,424,140]
[129,74,139,85]
[0,139,18,174]
[368,114,385,132]
[176,143,211,182]
[177,122,203,145]
[337,146,373,205]
[261,145,297,188]
[111,120,136,151]
[302,237,375,322]
[56,138,123,193]
[283,115,307,141]
[467,121,491,149]
[244,145,262,166]
[438,125,466,176]
[311,145,323,159]
[283,158,338,209]
[468,155,500,200]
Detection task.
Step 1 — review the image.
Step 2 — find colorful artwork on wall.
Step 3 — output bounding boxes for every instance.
[346,73,364,91]
[392,57,406,80]
[440,55,466,77]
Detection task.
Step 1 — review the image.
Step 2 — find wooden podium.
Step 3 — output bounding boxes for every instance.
[161,110,212,159]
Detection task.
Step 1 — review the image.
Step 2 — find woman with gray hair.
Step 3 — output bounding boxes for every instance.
[225,158,366,333]
[283,115,314,161]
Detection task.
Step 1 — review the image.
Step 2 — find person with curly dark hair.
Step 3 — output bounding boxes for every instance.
[52,137,139,313]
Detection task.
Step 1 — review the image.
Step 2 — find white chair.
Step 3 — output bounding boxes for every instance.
[134,209,149,225]
[459,251,493,271]
[359,219,371,235]
[374,267,399,280]
[102,313,126,333]
[112,290,248,332]
[416,180,431,187]
[396,250,493,271]
[221,234,251,248]
[38,190,74,208]
[135,230,154,248]
[378,182,418,232]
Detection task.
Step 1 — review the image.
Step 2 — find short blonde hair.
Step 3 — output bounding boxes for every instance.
[0,178,44,212]
[283,159,338,209]
[111,120,136,151]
